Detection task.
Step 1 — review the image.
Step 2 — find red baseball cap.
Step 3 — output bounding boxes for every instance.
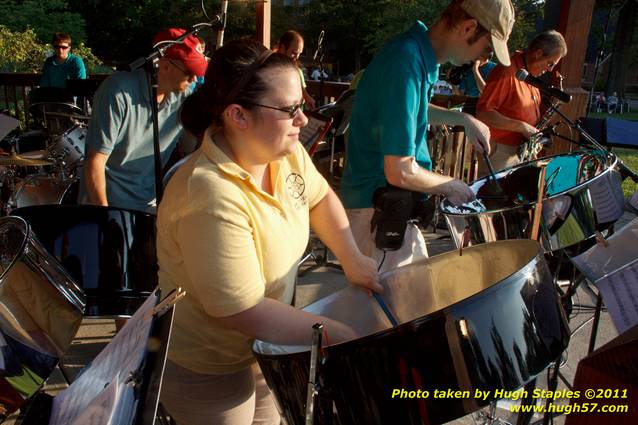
[153,28,208,77]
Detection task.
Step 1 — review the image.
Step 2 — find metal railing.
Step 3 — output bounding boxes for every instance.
[0,73,108,127]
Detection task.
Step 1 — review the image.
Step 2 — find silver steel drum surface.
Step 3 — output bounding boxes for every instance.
[254,240,570,425]
[441,150,625,252]
[13,175,78,208]
[0,216,85,416]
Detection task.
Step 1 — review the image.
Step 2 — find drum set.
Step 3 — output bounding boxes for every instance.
[0,89,88,214]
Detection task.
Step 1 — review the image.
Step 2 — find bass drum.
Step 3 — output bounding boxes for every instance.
[13,175,78,208]
[0,216,85,416]
[441,150,625,252]
[254,240,570,425]
[11,205,157,318]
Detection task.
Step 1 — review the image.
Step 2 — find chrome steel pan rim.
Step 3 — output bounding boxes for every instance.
[0,216,30,282]
[441,149,619,217]
[254,239,544,357]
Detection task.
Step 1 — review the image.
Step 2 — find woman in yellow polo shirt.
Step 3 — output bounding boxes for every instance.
[157,39,381,425]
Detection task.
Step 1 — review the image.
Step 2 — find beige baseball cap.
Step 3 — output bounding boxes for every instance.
[460,0,515,66]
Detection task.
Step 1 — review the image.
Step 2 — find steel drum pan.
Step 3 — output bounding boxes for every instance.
[11,205,157,318]
[254,240,570,424]
[0,216,85,416]
[441,150,625,252]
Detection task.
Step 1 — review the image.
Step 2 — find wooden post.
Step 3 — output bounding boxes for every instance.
[544,0,597,155]
[255,0,271,48]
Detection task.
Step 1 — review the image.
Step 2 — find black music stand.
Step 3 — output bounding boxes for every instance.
[299,110,332,155]
[297,111,342,276]
[66,79,104,115]
[18,290,176,425]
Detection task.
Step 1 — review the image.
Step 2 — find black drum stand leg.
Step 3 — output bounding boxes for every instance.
[155,402,177,425]
[473,401,512,425]
[542,359,561,425]
[57,363,74,386]
[298,238,342,277]
[587,292,604,355]
[516,379,537,425]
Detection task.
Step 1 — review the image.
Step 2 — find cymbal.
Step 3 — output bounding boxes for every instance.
[45,111,91,120]
[19,150,48,160]
[0,153,52,166]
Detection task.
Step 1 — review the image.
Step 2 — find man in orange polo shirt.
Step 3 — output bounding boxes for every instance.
[477,30,567,173]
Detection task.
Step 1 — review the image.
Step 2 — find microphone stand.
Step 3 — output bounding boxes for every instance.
[546,102,638,182]
[313,31,325,107]
[127,20,221,205]
[215,1,229,49]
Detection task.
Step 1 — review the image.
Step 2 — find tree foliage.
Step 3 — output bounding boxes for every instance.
[510,0,544,51]
[65,0,257,64]
[0,0,86,44]
[272,0,543,76]
[0,25,103,73]
[0,26,48,73]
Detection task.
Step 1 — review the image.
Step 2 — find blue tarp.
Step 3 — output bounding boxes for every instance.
[580,117,638,149]
[605,117,638,148]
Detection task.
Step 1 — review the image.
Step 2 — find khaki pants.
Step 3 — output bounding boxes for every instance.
[346,208,427,274]
[477,143,521,178]
[160,361,281,425]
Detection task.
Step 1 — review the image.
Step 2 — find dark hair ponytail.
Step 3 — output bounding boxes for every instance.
[180,88,213,141]
[179,38,297,140]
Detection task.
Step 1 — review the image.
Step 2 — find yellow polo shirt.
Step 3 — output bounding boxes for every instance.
[157,129,328,375]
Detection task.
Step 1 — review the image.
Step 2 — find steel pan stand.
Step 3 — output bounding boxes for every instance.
[305,323,324,425]
[473,401,512,424]
[298,236,343,276]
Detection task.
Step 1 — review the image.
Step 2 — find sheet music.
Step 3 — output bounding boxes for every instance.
[68,376,119,425]
[571,218,638,281]
[589,171,625,224]
[49,291,158,425]
[595,260,638,334]
[299,115,329,152]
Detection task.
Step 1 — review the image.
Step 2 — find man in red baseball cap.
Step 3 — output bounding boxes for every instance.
[81,28,208,213]
[154,28,208,92]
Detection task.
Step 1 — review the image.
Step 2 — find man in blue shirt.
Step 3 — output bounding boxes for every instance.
[81,28,207,212]
[458,55,497,97]
[341,0,515,272]
[40,33,86,88]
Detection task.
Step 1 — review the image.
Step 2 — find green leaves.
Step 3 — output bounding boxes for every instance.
[0,26,104,73]
[0,0,86,44]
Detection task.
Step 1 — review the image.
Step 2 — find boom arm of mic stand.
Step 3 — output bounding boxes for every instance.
[128,21,221,71]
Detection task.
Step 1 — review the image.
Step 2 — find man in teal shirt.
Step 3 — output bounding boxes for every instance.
[40,33,86,88]
[341,0,515,272]
[458,56,497,97]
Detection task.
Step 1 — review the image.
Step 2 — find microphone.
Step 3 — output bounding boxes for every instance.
[515,69,572,104]
[313,30,325,61]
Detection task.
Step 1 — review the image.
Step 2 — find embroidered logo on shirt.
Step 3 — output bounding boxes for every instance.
[286,173,305,199]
